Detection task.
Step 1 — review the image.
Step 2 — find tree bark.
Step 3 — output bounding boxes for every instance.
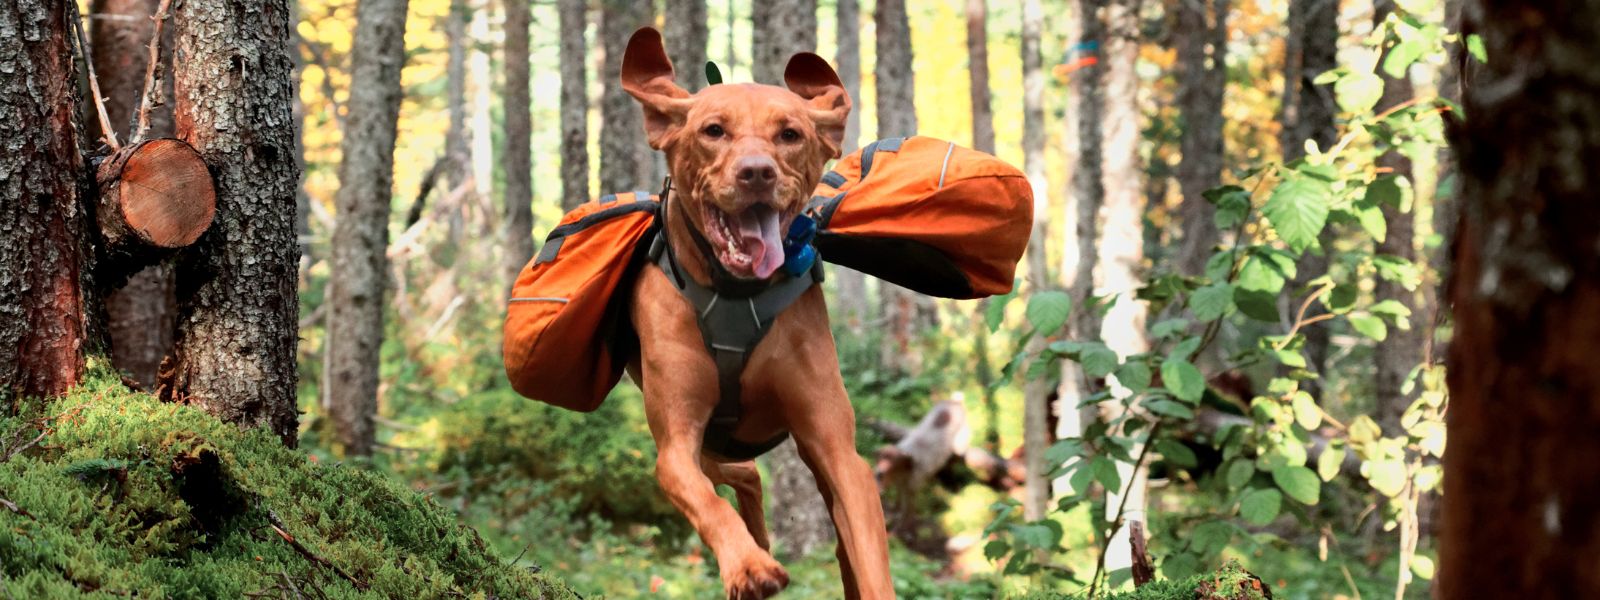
[665,0,708,92]
[444,0,470,243]
[0,1,93,402]
[831,0,869,334]
[751,0,817,85]
[1098,0,1150,573]
[1020,0,1054,523]
[599,0,654,194]
[558,0,590,211]
[468,0,494,210]
[169,0,302,444]
[967,0,995,156]
[1372,0,1420,437]
[94,0,180,389]
[1280,0,1338,394]
[1173,0,1228,276]
[326,0,409,456]
[503,0,534,284]
[874,0,934,376]
[1442,1,1600,596]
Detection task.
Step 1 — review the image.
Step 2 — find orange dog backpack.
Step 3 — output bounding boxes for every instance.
[502,191,659,412]
[807,136,1033,299]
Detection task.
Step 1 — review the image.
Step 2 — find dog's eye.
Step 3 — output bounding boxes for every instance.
[780,128,802,143]
[702,124,725,138]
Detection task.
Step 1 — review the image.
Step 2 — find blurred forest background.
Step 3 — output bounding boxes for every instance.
[65,0,1471,597]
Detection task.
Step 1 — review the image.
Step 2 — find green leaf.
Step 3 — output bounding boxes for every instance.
[1349,313,1389,341]
[1349,415,1383,444]
[1207,186,1251,230]
[1234,288,1280,322]
[1008,521,1063,551]
[1355,201,1387,243]
[1162,554,1202,580]
[1264,177,1332,253]
[1466,34,1487,63]
[1069,460,1094,494]
[1225,460,1255,489]
[1240,488,1283,526]
[705,61,724,85]
[1025,290,1072,335]
[1170,336,1203,361]
[1318,440,1346,481]
[1367,458,1408,497]
[1145,398,1196,420]
[1382,39,1427,79]
[1115,361,1153,392]
[1292,392,1321,431]
[1161,359,1205,403]
[1272,465,1322,505]
[1191,283,1234,320]
[983,539,1010,561]
[1191,521,1235,555]
[1151,318,1190,339]
[1092,456,1122,492]
[1326,283,1358,314]
[1079,344,1119,379]
[985,285,1018,332]
[1411,554,1436,580]
[1155,438,1199,468]
[1396,0,1435,13]
[1365,174,1404,209]
[1335,71,1385,114]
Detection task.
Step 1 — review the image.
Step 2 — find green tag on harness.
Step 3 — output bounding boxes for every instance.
[706,61,723,86]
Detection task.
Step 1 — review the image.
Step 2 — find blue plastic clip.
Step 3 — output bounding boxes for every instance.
[782,214,818,277]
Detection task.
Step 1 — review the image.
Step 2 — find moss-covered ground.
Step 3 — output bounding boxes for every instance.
[0,363,575,599]
[1024,560,1272,600]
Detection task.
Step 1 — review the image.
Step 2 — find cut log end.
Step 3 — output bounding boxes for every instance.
[99,138,216,249]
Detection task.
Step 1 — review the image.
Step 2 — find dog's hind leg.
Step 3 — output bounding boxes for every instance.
[703,458,771,551]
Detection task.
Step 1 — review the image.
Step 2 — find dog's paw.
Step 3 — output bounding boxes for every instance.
[721,549,790,600]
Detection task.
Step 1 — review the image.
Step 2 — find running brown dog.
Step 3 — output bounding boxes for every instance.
[619,28,893,600]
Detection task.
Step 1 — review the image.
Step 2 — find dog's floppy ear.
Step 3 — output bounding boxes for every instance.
[784,53,851,159]
[621,27,692,149]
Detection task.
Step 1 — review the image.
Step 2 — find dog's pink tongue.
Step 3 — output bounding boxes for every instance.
[736,206,785,279]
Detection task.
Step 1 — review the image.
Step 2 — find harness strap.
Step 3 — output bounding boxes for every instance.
[649,232,822,460]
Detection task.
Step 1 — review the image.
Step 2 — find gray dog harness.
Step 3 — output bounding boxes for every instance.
[647,209,823,461]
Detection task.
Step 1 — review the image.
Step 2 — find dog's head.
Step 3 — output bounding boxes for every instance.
[622,28,851,280]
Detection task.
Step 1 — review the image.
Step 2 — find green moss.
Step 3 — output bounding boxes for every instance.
[1023,561,1272,600]
[0,363,576,599]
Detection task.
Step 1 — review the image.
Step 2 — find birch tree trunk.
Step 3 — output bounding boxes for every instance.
[1280,0,1338,393]
[1097,0,1151,573]
[751,0,817,85]
[831,0,870,335]
[1019,0,1055,523]
[1173,0,1229,276]
[599,0,654,193]
[169,0,302,444]
[94,0,178,389]
[503,0,534,283]
[1372,0,1420,437]
[1442,1,1600,595]
[0,1,93,402]
[326,0,410,457]
[558,0,590,210]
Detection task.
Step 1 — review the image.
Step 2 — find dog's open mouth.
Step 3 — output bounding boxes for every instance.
[702,202,785,280]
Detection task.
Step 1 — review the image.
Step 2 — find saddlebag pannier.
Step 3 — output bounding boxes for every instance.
[502,192,659,412]
[807,136,1033,299]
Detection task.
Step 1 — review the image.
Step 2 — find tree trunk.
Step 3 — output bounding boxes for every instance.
[1442,0,1600,596]
[445,0,470,242]
[1371,0,1420,437]
[1280,0,1338,393]
[169,0,302,445]
[1054,0,1103,499]
[599,0,654,194]
[558,0,590,211]
[1019,0,1054,523]
[503,0,534,283]
[0,1,93,402]
[1098,0,1150,573]
[874,0,934,376]
[94,0,179,389]
[751,0,817,85]
[665,0,708,92]
[831,0,870,334]
[468,0,494,211]
[1173,0,1228,276]
[967,0,995,156]
[326,0,409,457]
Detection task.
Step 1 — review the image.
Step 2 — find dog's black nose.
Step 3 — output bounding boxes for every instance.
[735,156,778,188]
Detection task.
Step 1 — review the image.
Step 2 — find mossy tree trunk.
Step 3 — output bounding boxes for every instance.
[1442,0,1600,596]
[327,0,409,456]
[0,1,94,402]
[168,0,301,445]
